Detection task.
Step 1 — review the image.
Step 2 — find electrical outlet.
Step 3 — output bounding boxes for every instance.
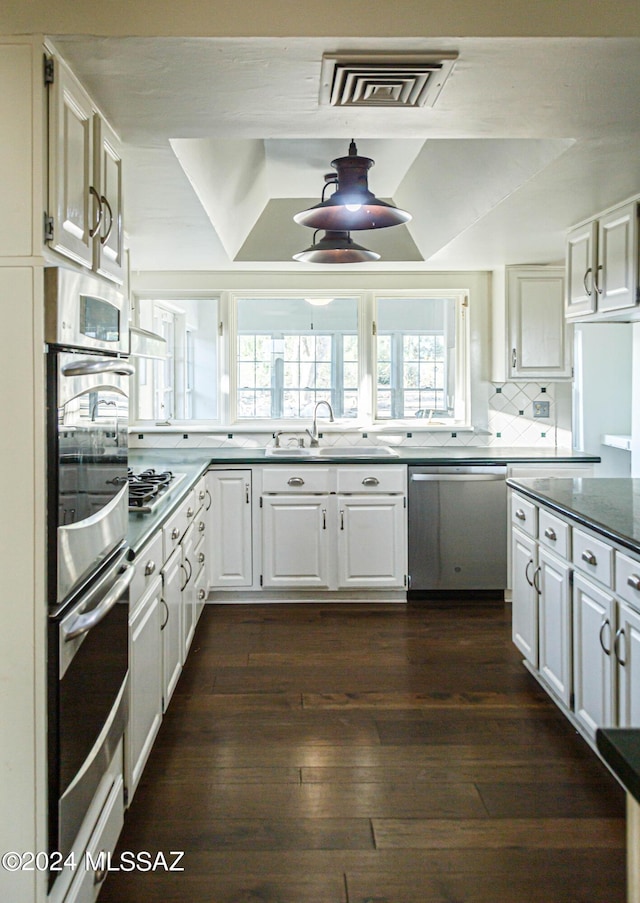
[533,400,550,418]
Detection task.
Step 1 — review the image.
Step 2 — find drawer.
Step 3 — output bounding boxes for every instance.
[195,475,211,514]
[572,527,613,588]
[538,508,569,559]
[163,488,196,559]
[511,493,538,538]
[130,531,163,609]
[337,465,406,494]
[261,466,333,493]
[616,550,640,611]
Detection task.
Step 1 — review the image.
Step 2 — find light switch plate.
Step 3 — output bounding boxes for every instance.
[533,400,550,418]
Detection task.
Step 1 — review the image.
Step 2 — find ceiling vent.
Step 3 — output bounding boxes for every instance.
[320,52,458,109]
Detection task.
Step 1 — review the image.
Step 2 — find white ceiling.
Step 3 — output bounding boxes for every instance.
[51,35,640,272]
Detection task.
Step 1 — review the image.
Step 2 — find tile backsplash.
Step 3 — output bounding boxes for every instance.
[130,382,572,450]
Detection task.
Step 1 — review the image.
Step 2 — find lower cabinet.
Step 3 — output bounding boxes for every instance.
[207,469,252,587]
[510,487,640,752]
[337,495,406,589]
[127,573,162,800]
[261,495,330,588]
[161,545,183,711]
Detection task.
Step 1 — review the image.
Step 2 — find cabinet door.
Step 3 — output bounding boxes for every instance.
[181,523,196,660]
[597,201,639,314]
[161,547,182,711]
[261,495,331,588]
[507,267,571,378]
[207,470,252,587]
[617,601,640,728]
[538,547,572,706]
[566,221,598,317]
[573,573,616,739]
[511,528,538,666]
[47,56,95,269]
[127,575,162,801]
[337,496,406,589]
[94,116,124,283]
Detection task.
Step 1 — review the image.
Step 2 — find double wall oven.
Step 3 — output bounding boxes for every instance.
[45,267,133,884]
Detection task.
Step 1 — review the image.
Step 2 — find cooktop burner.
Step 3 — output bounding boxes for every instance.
[128,468,186,513]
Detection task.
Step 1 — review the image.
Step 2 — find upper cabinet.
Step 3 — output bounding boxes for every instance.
[45,51,124,284]
[566,200,639,321]
[492,265,571,381]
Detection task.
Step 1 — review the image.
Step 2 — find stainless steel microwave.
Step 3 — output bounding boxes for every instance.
[44,266,129,355]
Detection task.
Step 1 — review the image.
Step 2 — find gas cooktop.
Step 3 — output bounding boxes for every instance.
[127,468,186,513]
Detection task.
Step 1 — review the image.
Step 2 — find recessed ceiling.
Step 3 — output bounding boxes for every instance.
[49,34,640,272]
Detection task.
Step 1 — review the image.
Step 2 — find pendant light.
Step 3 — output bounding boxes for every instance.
[293,230,380,264]
[293,140,411,232]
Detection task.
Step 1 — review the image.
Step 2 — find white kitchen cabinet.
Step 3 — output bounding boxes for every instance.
[46,49,124,283]
[537,546,572,706]
[127,572,162,801]
[617,601,640,728]
[261,495,331,588]
[161,545,182,711]
[207,469,252,588]
[181,522,197,660]
[511,525,539,667]
[566,200,639,321]
[492,265,571,381]
[337,496,406,589]
[573,572,616,739]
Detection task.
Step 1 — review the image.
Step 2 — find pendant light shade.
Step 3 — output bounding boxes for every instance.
[293,140,411,231]
[293,230,380,264]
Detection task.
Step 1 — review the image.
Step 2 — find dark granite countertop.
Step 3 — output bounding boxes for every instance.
[126,447,599,555]
[597,729,640,802]
[507,477,640,556]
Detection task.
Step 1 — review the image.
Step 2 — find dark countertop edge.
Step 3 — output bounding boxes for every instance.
[597,728,640,802]
[506,478,640,556]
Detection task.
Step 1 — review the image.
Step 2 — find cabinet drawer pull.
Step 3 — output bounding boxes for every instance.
[515,509,526,521]
[198,588,207,601]
[583,266,593,297]
[245,483,250,504]
[198,520,206,532]
[171,527,180,540]
[581,549,597,566]
[362,476,379,486]
[187,506,194,518]
[511,347,517,369]
[144,559,156,576]
[288,476,305,486]
[544,527,557,542]
[322,508,327,530]
[199,489,206,501]
[627,575,640,592]
[340,509,344,531]
[198,551,205,564]
[88,185,103,238]
[599,617,611,656]
[595,263,603,295]
[525,559,534,587]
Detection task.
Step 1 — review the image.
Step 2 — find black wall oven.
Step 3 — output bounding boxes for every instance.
[45,267,134,884]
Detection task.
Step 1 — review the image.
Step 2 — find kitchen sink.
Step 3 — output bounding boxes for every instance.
[264,445,399,458]
[315,445,398,458]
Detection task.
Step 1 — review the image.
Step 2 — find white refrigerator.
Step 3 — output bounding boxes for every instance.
[572,322,632,477]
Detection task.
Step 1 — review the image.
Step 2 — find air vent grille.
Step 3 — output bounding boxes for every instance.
[320,52,457,109]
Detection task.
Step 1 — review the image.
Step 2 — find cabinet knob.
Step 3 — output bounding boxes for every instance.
[544,527,557,542]
[171,527,180,540]
[198,588,207,601]
[144,559,156,576]
[199,489,206,501]
[187,506,194,518]
[515,509,526,521]
[627,575,640,592]
[288,476,305,486]
[362,476,379,486]
[198,520,205,532]
[581,549,597,566]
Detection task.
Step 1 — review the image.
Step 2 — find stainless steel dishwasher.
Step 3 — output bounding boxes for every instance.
[408,465,507,595]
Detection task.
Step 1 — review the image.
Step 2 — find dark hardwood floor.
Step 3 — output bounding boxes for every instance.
[100,601,626,903]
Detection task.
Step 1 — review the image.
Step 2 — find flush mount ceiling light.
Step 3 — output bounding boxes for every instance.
[293,229,380,264]
[293,140,411,232]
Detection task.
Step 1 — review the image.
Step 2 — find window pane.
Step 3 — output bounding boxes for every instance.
[376,296,456,419]
[236,297,358,420]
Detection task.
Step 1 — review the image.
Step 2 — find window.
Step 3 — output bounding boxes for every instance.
[375,294,465,421]
[235,296,359,420]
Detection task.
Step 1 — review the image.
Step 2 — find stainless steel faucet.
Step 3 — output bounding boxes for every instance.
[306,400,334,447]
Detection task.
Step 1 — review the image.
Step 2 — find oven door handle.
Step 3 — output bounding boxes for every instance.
[61,359,135,377]
[62,565,134,641]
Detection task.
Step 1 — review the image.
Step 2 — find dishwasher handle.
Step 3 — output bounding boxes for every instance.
[410,472,506,482]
